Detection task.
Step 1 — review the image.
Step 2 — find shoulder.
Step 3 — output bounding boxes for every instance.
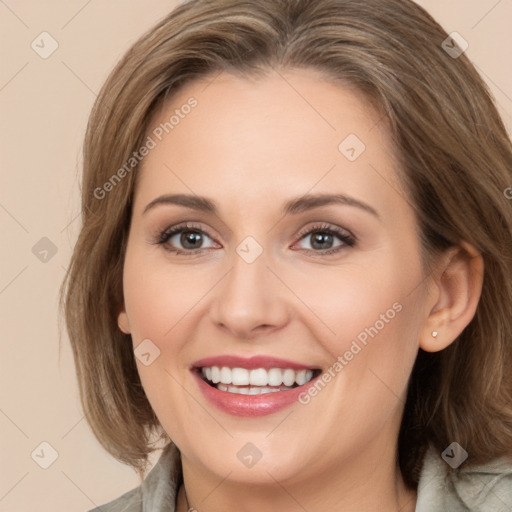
[85,443,182,512]
[415,444,512,511]
[87,487,142,512]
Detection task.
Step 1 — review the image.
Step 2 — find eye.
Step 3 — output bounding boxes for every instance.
[154,222,219,255]
[293,223,356,255]
[152,221,356,257]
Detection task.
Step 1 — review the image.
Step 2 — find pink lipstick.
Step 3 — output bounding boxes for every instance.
[191,355,322,417]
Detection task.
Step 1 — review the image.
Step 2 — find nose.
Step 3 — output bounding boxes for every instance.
[209,247,291,340]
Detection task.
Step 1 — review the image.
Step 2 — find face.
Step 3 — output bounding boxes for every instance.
[118,68,432,487]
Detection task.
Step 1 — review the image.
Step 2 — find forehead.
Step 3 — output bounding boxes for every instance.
[134,68,407,220]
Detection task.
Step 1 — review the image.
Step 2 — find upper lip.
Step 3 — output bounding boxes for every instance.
[192,355,321,370]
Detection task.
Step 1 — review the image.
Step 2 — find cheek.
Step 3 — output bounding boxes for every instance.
[295,262,409,349]
[305,250,423,395]
[122,250,207,432]
[121,248,221,421]
[122,248,211,344]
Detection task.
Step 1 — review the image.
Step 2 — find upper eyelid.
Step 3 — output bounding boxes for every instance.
[296,222,354,239]
[159,222,354,248]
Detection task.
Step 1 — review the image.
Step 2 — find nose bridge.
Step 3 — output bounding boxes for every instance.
[209,237,289,338]
[231,239,271,296]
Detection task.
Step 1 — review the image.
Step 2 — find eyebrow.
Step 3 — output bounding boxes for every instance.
[143,193,379,218]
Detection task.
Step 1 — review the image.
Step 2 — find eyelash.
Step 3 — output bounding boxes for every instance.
[153,222,356,257]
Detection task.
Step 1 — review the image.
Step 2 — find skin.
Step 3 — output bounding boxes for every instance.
[118,68,484,512]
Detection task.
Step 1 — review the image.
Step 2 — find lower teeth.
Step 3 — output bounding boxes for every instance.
[215,383,294,394]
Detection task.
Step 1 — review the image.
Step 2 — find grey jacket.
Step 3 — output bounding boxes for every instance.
[88,443,512,511]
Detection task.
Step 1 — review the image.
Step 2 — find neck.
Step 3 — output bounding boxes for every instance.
[175,441,417,512]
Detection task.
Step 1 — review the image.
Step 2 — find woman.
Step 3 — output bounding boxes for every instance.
[61,0,512,510]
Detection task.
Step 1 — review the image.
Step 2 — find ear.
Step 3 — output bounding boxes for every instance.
[420,242,484,353]
[117,305,131,334]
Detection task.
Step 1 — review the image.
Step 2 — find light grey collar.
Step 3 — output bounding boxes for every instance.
[140,442,182,512]
[415,444,512,511]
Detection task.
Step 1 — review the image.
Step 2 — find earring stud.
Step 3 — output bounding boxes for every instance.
[431,330,438,338]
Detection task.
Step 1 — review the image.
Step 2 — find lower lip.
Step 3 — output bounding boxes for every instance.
[192,370,319,417]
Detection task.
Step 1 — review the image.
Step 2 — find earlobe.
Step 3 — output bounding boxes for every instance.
[117,309,131,334]
[420,242,484,353]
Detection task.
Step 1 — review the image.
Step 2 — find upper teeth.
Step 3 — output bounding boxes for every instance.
[201,366,314,387]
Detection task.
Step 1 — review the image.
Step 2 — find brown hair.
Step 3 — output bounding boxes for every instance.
[60,0,512,486]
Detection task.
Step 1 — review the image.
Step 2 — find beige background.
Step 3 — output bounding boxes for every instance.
[1,1,511,510]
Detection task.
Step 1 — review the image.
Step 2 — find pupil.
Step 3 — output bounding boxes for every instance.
[182,231,202,249]
[311,232,332,250]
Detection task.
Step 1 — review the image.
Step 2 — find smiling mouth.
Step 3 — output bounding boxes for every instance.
[196,366,322,395]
